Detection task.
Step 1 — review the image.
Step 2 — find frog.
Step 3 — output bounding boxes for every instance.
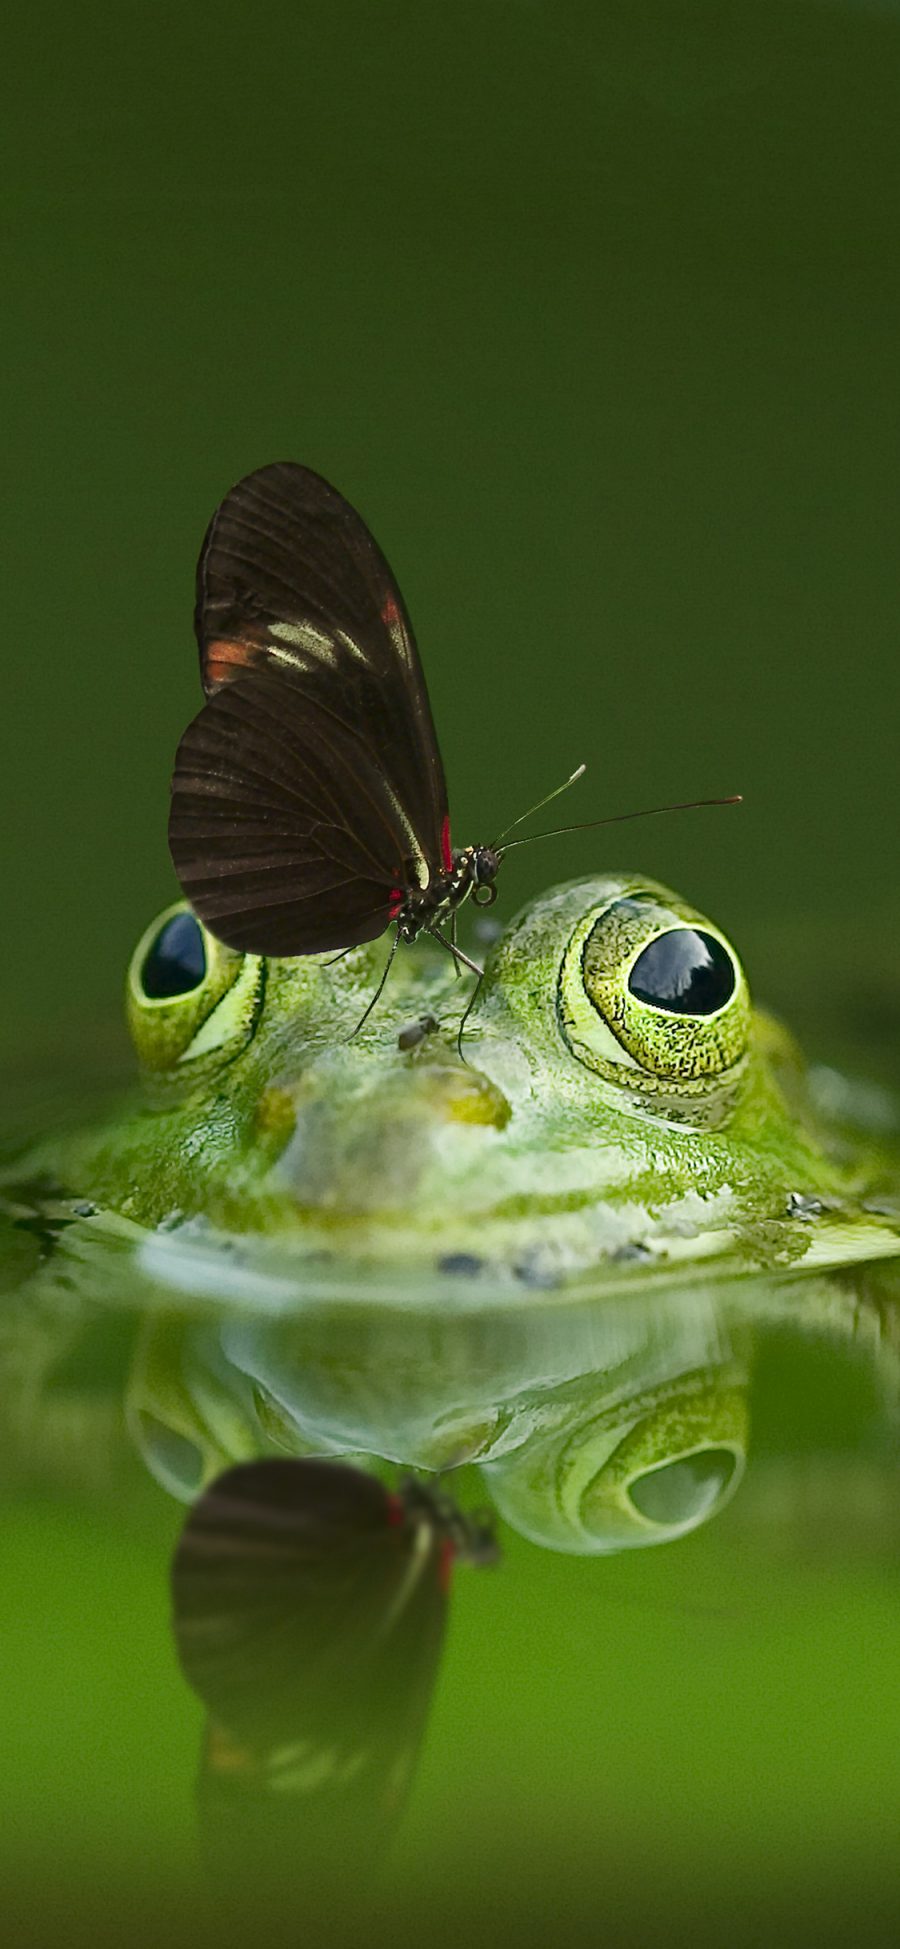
[3,870,899,1554]
[15,868,899,1272]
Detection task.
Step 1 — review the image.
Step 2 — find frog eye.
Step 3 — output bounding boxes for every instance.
[627,929,736,1016]
[558,884,750,1098]
[140,911,207,999]
[126,1315,261,1500]
[126,901,264,1072]
[483,1381,747,1553]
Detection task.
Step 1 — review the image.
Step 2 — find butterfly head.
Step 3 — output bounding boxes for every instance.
[467,845,502,907]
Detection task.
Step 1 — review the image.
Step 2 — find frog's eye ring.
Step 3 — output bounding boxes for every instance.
[126,901,264,1073]
[559,886,750,1095]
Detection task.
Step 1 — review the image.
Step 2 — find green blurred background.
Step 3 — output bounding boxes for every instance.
[3,3,900,1944]
[3,0,899,1075]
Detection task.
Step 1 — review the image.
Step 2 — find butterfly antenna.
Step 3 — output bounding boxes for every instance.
[499,795,742,853]
[492,765,587,846]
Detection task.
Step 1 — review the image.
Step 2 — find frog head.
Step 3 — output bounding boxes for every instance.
[114,870,885,1283]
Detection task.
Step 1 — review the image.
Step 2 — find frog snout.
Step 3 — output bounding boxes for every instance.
[254,1061,510,1212]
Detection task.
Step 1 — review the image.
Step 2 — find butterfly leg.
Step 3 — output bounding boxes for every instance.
[450,911,461,977]
[347,929,401,1039]
[426,928,486,1061]
[426,928,483,980]
[454,966,486,1062]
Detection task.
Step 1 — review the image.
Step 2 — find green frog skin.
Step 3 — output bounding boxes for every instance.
[4,873,898,1555]
[18,871,897,1287]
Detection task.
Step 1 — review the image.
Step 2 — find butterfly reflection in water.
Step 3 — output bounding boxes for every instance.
[169,463,739,1025]
[170,1458,498,1891]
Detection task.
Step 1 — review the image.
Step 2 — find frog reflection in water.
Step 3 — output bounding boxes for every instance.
[7,872,900,1552]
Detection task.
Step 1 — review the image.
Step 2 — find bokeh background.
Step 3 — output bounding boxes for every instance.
[3,4,900,1946]
[3,0,898,1082]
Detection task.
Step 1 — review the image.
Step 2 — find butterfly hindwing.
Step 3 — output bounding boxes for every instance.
[169,670,428,954]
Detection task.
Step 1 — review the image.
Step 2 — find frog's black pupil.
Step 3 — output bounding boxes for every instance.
[628,929,735,1016]
[142,913,206,1000]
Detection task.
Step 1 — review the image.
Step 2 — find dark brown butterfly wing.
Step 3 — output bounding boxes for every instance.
[194,461,448,868]
[171,1459,449,1800]
[169,668,426,954]
[172,1459,449,1893]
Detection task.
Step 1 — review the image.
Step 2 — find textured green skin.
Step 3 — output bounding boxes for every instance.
[4,871,899,1552]
[19,872,897,1287]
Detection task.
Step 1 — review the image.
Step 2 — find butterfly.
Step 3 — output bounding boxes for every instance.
[168,463,739,1010]
[170,1457,497,1883]
[168,463,513,989]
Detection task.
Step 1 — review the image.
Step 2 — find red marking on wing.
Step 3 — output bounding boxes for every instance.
[440,815,453,874]
[438,1537,455,1594]
[388,886,404,918]
[205,637,260,688]
[386,1493,406,1528]
[381,594,400,628]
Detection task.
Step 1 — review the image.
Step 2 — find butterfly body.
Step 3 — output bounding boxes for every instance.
[392,841,501,945]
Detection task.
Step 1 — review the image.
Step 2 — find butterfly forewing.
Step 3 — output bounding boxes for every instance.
[193,461,448,858]
[171,1459,449,1763]
[172,1460,452,1890]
